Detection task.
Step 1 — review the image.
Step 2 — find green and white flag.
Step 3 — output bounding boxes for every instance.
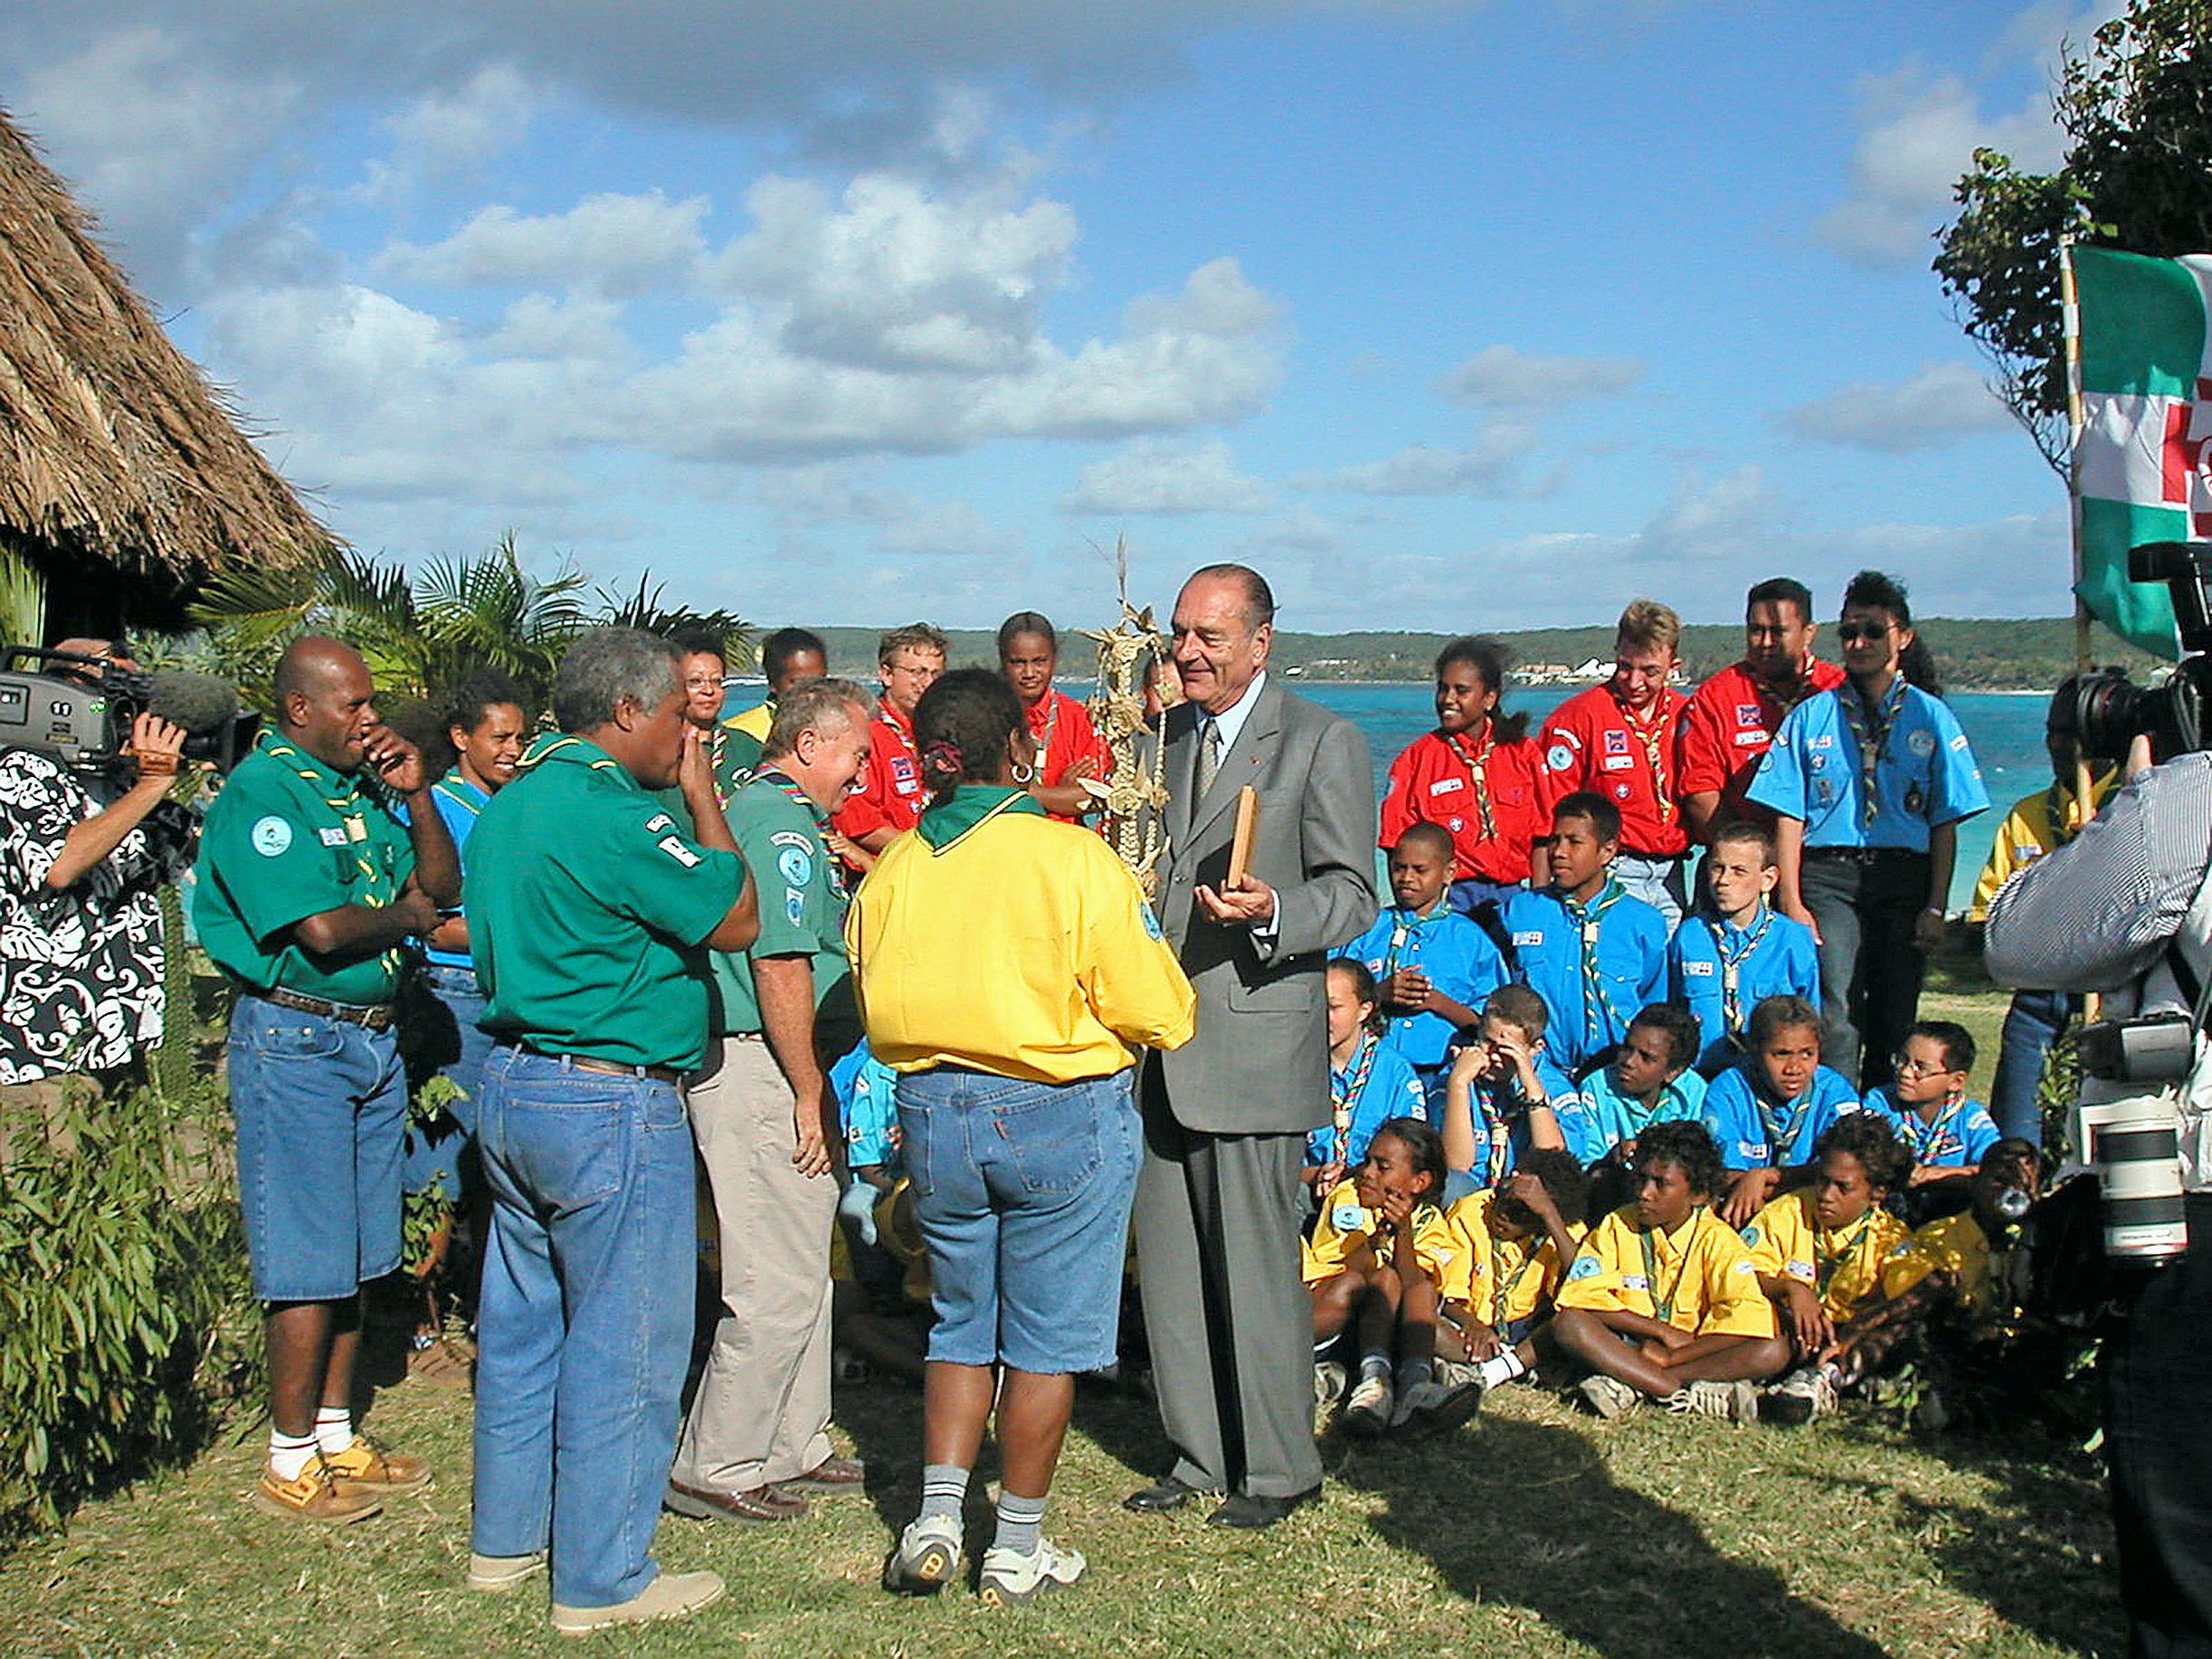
[2070,245,2197,659]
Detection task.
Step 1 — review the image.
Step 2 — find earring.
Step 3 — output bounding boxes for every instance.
[1013,762,1036,784]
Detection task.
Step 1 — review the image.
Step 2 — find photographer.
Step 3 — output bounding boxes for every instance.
[1984,645,2212,1657]
[0,638,197,1123]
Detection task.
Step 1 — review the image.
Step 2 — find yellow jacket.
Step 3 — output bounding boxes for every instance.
[1969,772,2115,922]
[1438,1187,1583,1323]
[1555,1207,1776,1338]
[847,793,1195,1082]
[1742,1190,1911,1321]
[1302,1180,1458,1287]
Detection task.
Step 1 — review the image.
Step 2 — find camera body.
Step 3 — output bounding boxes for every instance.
[2068,543,2212,762]
[0,645,257,774]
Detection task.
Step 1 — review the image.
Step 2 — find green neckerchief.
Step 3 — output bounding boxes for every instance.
[1839,673,1909,830]
[915,784,1047,852]
[1560,875,1626,1049]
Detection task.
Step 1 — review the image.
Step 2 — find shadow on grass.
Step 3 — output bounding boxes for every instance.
[1900,1426,2122,1657]
[1342,1413,1888,1659]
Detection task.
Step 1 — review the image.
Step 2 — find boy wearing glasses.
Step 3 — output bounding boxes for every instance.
[1862,1020,1999,1211]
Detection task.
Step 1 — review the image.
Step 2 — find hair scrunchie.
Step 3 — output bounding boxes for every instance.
[920,738,964,774]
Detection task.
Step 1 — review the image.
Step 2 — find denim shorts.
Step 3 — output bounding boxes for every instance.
[896,1066,1140,1374]
[226,992,406,1302]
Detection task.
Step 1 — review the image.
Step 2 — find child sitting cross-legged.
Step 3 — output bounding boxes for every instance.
[1551,1120,1789,1423]
[1438,984,1574,1199]
[1861,1020,2000,1216]
[1305,960,1431,1201]
[1304,1116,1476,1439]
[1556,1001,1708,1170]
[1701,994,1864,1228]
[1438,1149,1591,1398]
[1742,1112,1913,1425]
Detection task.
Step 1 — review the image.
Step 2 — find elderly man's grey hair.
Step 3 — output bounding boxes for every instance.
[553,627,682,735]
[763,678,873,763]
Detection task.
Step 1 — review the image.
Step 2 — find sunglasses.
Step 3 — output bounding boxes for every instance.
[1837,621,1894,644]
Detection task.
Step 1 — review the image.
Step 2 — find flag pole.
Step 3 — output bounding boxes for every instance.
[2061,232,2092,675]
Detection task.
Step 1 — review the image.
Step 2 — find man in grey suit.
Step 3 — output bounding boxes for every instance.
[1125,564,1378,1530]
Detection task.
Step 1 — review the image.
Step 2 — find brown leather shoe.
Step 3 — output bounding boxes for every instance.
[251,1458,384,1524]
[321,1436,432,1491]
[776,1455,866,1494]
[664,1478,810,1523]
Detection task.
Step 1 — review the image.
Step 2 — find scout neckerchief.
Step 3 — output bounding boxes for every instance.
[706,722,732,808]
[1561,876,1628,1048]
[1330,1032,1380,1162]
[1380,896,1448,982]
[1838,673,1909,830]
[1813,1206,1882,1304]
[1752,1072,1816,1163]
[1442,721,1498,840]
[1029,690,1060,779]
[1615,689,1676,827]
[1491,1231,1544,1328]
[755,766,849,902]
[1894,1090,1969,1161]
[1638,1210,1712,1325]
[261,734,403,975]
[1713,902,1775,1047]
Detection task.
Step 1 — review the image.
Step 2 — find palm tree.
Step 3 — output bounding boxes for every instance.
[593,572,755,668]
[412,533,591,700]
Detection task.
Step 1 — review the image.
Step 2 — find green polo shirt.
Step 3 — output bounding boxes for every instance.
[708,770,858,1051]
[194,732,417,1005]
[470,734,745,1072]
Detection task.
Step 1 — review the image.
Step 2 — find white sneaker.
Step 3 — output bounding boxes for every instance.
[1390,1377,1484,1437]
[1665,1379,1761,1424]
[467,1550,546,1592]
[1763,1366,1838,1427]
[1313,1360,1348,1408]
[1341,1375,1393,1436]
[551,1569,724,1635]
[883,1513,964,1595]
[1576,1373,1642,1419]
[978,1538,1086,1607]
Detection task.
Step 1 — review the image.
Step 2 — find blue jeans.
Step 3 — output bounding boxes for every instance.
[225,993,405,1303]
[402,962,493,1202]
[1612,852,1688,933]
[470,1046,695,1609]
[1990,988,2072,1147]
[896,1066,1140,1374]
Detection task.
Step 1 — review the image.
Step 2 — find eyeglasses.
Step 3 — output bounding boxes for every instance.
[1891,1055,1954,1077]
[1837,622,1893,644]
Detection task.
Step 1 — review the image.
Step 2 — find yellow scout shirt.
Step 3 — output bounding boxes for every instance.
[1881,1209,2008,1332]
[1556,1206,1777,1338]
[846,789,1194,1082]
[1968,772,2116,922]
[1741,1190,1911,1321]
[1438,1187,1583,1324]
[1302,1180,1458,1287]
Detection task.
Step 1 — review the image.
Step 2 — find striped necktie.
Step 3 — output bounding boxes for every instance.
[1194,717,1221,798]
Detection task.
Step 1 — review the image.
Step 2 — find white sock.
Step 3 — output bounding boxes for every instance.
[313,1407,354,1456]
[1476,1349,1527,1389]
[269,1429,318,1481]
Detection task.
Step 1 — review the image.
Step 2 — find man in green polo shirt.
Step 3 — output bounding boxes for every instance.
[464,627,758,1635]
[195,637,460,1526]
[669,677,874,1525]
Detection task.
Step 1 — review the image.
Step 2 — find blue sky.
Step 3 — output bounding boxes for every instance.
[1,1,2106,634]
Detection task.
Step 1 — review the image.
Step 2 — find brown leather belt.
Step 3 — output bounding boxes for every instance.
[259,986,395,1030]
[513,1044,686,1085]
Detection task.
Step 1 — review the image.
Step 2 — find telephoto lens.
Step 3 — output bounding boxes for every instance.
[2078,1094,2190,1262]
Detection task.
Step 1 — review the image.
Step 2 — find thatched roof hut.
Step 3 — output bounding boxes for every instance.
[0,106,327,641]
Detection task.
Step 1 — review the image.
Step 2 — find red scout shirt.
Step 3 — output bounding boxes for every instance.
[1536,683,1690,858]
[833,697,926,848]
[1379,728,1547,886]
[1026,689,1112,824]
[1677,658,1846,831]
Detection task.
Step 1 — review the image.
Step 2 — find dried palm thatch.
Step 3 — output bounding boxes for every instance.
[0,105,328,634]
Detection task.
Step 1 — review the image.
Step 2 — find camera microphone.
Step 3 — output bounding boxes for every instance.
[145,669,241,736]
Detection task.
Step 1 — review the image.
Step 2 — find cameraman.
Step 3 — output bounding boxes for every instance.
[1984,706,2212,1658]
[0,638,197,1123]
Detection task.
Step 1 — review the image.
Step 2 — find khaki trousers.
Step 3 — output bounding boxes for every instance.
[670,1035,839,1490]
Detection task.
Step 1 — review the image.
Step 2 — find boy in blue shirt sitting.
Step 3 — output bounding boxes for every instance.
[1338,823,1507,1106]
[1497,792,1669,1077]
[1438,984,1574,1199]
[1862,1019,1999,1212]
[1558,1002,1708,1168]
[1701,994,1863,1226]
[1670,822,1818,1076]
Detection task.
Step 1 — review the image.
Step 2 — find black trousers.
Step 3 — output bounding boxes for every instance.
[2104,1191,2212,1658]
[1799,848,1929,1089]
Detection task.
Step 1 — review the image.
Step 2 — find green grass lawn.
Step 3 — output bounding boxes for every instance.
[0,1358,2121,1658]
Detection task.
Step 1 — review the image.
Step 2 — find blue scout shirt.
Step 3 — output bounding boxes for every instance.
[1746,680,1989,850]
[1861,1085,2001,1168]
[1447,1050,1579,1197]
[1558,1065,1710,1166]
[1669,904,1820,1073]
[1338,902,1508,1074]
[1701,1061,1863,1170]
[422,769,489,971]
[1307,1037,1430,1171]
[1497,882,1668,1074]
[831,1039,903,1171]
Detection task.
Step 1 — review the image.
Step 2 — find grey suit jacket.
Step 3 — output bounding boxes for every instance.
[1147,678,1377,1134]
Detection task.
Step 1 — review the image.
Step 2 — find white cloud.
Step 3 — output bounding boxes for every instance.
[1436,344,1643,410]
[1060,438,1273,515]
[1299,423,1546,498]
[385,62,541,174]
[1780,360,2009,451]
[377,191,710,294]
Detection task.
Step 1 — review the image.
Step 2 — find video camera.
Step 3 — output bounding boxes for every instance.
[2067,542,2212,761]
[0,643,258,775]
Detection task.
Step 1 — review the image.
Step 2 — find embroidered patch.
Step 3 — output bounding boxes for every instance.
[785,889,806,924]
[1735,704,1762,726]
[776,842,813,887]
[1603,730,1630,755]
[1332,1204,1364,1232]
[1567,1256,1600,1281]
[1512,931,1543,947]
[1601,754,1634,771]
[657,834,701,867]
[1621,1274,1651,1292]
[1733,730,1766,746]
[318,826,349,847]
[1683,960,1714,977]
[1546,744,1575,773]
[1786,1257,1813,1278]
[1909,730,1936,757]
[251,816,292,857]
[1429,775,1466,795]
